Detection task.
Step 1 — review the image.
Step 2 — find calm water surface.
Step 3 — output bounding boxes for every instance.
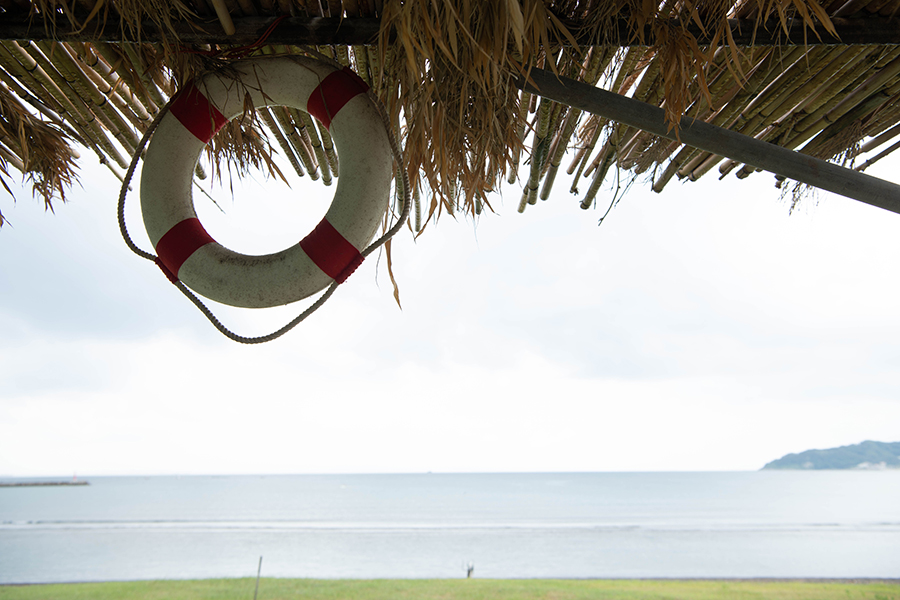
[1,471,898,582]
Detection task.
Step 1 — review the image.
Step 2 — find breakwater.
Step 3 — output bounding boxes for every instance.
[0,481,88,487]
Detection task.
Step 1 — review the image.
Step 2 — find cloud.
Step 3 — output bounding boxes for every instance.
[3,157,900,476]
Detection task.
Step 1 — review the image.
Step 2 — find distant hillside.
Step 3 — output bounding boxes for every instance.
[762,440,900,470]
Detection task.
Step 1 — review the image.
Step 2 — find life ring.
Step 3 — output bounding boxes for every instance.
[140,56,393,309]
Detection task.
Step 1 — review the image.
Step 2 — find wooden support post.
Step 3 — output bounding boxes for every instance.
[516,67,900,216]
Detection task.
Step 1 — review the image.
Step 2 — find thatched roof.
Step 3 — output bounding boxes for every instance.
[2,0,900,229]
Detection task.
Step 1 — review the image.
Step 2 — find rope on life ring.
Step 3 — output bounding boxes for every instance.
[118,54,410,343]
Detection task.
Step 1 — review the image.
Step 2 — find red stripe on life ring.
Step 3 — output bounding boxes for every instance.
[155,218,215,282]
[169,83,229,143]
[299,218,364,283]
[307,68,369,130]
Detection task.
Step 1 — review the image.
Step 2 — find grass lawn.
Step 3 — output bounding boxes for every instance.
[1,579,898,600]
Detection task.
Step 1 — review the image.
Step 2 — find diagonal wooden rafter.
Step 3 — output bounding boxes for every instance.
[516,67,900,215]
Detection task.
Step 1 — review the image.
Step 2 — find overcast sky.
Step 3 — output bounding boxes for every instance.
[2,141,899,477]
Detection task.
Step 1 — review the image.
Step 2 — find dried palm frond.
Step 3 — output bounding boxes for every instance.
[0,82,77,225]
[203,89,288,192]
[379,0,585,216]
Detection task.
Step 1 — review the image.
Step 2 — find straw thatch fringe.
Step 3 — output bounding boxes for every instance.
[2,0,900,231]
[0,81,77,224]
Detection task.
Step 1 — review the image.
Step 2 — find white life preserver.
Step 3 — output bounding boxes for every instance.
[140,56,393,309]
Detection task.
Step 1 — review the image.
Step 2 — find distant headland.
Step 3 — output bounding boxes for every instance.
[762,440,900,470]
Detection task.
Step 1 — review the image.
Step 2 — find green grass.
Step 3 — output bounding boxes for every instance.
[1,579,898,600]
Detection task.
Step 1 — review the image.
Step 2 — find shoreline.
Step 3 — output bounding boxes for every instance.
[4,577,900,585]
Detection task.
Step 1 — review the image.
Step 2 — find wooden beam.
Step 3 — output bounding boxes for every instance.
[516,67,900,216]
[0,17,382,46]
[1,16,899,46]
[589,16,900,46]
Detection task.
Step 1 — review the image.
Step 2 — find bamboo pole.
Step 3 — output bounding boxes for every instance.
[581,133,618,209]
[352,45,371,86]
[260,108,305,177]
[653,46,809,191]
[716,47,879,180]
[855,137,900,171]
[756,46,859,126]
[507,90,530,184]
[859,99,900,141]
[545,49,610,185]
[90,41,159,114]
[803,83,900,158]
[0,41,126,168]
[119,43,167,109]
[0,67,75,134]
[73,42,152,128]
[0,140,26,173]
[210,0,237,35]
[795,47,890,121]
[38,41,140,152]
[276,107,318,180]
[816,50,900,122]
[778,49,895,152]
[292,108,332,185]
[519,96,552,211]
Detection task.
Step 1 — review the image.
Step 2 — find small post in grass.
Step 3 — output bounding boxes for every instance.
[253,556,263,600]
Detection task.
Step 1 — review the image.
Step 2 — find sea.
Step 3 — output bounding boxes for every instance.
[1,471,899,584]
